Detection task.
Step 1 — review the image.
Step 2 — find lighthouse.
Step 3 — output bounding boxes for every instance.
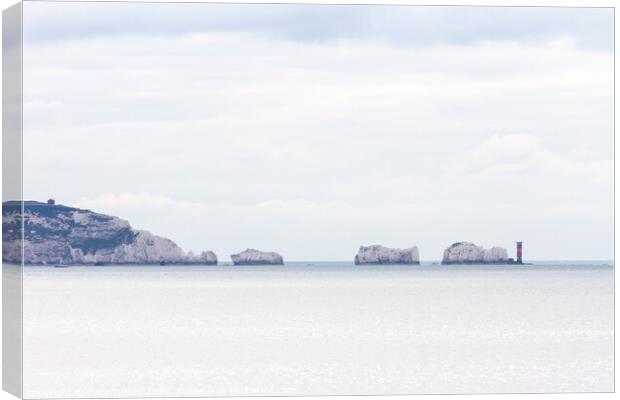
[516,241,523,264]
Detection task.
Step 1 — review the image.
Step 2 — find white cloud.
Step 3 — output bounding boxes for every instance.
[76,192,209,214]
[459,134,612,186]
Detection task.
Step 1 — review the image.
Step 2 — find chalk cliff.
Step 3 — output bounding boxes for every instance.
[2,201,217,265]
[355,245,420,265]
[230,248,283,265]
[442,242,509,264]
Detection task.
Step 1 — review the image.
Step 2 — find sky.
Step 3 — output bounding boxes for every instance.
[21,2,613,261]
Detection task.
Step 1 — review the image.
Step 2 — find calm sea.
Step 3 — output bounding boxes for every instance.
[21,261,613,397]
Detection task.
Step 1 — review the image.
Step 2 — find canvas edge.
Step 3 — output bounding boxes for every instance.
[2,1,24,398]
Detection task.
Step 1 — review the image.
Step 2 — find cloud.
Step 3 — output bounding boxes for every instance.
[467,134,543,169]
[455,134,612,187]
[77,192,201,212]
[23,2,613,52]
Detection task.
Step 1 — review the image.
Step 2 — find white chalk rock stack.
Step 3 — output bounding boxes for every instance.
[442,242,508,264]
[231,248,284,265]
[75,231,219,265]
[355,245,420,265]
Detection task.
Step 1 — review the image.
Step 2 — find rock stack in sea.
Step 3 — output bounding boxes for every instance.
[230,248,284,265]
[2,201,217,265]
[442,242,509,264]
[354,245,420,265]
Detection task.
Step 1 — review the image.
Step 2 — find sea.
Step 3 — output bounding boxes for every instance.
[20,261,613,397]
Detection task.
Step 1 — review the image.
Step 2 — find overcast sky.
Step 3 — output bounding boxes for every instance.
[22,2,613,261]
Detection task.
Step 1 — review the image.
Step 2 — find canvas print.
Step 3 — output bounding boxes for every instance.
[2,1,614,398]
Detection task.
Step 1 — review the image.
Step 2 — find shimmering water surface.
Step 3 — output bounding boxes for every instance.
[23,262,613,397]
